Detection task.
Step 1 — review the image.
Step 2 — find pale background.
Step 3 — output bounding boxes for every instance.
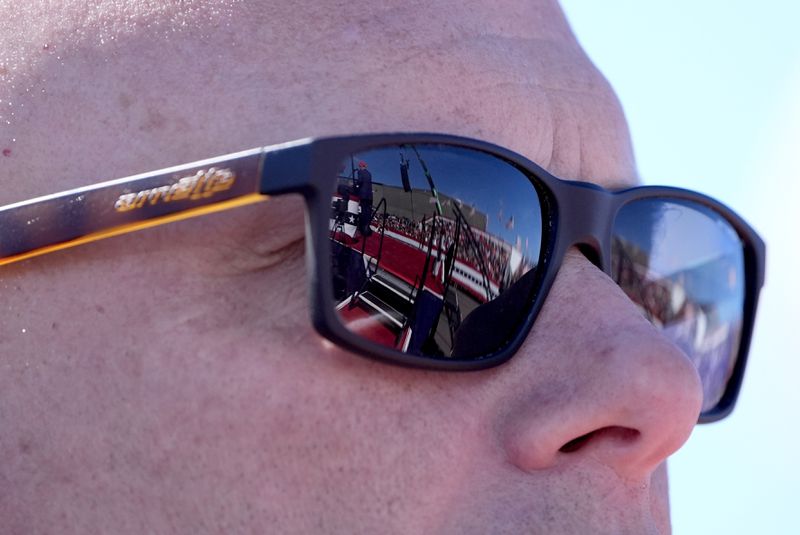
[559,1,800,533]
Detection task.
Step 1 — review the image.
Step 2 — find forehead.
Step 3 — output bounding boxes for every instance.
[0,0,638,203]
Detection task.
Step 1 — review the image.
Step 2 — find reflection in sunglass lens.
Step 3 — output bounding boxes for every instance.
[329,144,544,360]
[611,199,745,413]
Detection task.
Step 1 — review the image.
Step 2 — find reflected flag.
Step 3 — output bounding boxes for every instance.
[400,159,411,192]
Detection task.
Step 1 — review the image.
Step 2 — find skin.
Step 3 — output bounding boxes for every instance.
[0,1,703,533]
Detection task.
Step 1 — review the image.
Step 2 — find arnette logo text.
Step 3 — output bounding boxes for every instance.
[114,168,236,212]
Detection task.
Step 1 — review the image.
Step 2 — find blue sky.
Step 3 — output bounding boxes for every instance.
[559,1,800,533]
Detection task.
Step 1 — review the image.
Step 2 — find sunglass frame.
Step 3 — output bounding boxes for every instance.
[261,133,765,423]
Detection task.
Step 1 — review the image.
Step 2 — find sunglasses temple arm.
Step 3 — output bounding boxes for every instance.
[0,148,268,267]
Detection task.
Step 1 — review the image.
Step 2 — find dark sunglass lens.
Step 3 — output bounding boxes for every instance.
[612,198,746,413]
[329,144,544,361]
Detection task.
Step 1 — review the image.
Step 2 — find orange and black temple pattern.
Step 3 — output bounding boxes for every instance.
[0,148,271,267]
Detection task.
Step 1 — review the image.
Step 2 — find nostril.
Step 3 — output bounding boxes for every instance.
[559,426,641,454]
[559,432,593,453]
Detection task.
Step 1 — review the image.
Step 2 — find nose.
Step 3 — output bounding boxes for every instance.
[499,250,703,481]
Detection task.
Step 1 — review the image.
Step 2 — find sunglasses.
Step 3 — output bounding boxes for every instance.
[0,133,765,422]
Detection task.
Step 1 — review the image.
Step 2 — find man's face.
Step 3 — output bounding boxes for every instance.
[0,1,703,533]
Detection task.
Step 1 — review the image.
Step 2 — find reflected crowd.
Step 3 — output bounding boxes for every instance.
[612,238,740,410]
[376,212,517,286]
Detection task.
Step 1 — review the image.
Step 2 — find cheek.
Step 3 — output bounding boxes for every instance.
[229,335,498,523]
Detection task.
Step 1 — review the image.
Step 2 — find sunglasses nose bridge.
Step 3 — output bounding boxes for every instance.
[552,181,616,273]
